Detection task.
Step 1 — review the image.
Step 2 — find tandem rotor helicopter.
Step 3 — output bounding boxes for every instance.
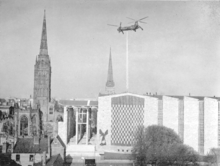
[108,16,148,34]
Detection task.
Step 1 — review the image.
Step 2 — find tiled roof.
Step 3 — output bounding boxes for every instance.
[13,138,48,153]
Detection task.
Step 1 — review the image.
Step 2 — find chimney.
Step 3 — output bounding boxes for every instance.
[48,136,51,158]
[34,136,40,145]
[42,151,46,166]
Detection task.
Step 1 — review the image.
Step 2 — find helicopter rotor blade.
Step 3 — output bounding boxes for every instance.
[107,24,118,27]
[139,21,147,24]
[126,17,136,21]
[138,16,148,21]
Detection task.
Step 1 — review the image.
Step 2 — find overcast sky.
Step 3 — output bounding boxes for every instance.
[0,0,220,99]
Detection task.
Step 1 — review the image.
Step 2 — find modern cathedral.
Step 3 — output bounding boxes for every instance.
[4,11,220,164]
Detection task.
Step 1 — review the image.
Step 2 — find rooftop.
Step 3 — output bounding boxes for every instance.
[59,99,98,107]
[13,137,48,153]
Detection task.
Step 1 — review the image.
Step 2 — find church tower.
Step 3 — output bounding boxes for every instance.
[105,48,115,94]
[33,11,51,122]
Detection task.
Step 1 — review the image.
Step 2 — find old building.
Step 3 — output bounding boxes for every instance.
[55,47,220,161]
[33,10,52,126]
[12,137,50,166]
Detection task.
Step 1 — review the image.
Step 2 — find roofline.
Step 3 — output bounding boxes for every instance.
[99,92,147,99]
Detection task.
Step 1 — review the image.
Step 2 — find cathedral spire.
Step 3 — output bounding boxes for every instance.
[105,48,115,94]
[40,10,48,55]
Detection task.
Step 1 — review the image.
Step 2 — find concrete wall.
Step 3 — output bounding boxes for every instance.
[67,107,75,143]
[97,95,112,146]
[158,99,163,126]
[97,93,146,147]
[163,96,179,134]
[96,94,220,154]
[110,95,145,146]
[58,106,68,145]
[12,153,34,166]
[178,99,184,141]
[219,101,220,147]
[184,97,199,152]
[204,97,218,154]
[198,100,204,155]
[144,96,158,127]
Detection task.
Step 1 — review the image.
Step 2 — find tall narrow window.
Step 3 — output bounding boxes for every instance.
[49,107,53,114]
[20,115,28,136]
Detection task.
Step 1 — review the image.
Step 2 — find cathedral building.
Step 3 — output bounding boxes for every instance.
[33,10,52,124]
[2,11,220,165]
[31,11,62,136]
[57,44,220,161]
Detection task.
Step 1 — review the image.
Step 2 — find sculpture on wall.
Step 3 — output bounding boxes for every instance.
[99,129,108,146]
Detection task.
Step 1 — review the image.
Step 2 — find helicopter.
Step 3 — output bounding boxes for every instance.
[108,16,148,34]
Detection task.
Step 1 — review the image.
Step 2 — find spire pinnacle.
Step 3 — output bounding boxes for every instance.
[40,10,48,55]
[105,48,115,94]
[44,10,46,19]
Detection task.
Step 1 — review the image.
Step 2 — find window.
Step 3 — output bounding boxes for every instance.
[20,115,28,136]
[16,154,20,161]
[49,107,53,114]
[78,108,87,123]
[29,155,34,161]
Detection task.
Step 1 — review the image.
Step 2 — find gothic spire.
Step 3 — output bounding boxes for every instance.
[40,10,48,55]
[106,48,115,94]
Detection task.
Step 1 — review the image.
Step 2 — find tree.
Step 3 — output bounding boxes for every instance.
[0,154,21,166]
[204,148,220,166]
[132,125,199,166]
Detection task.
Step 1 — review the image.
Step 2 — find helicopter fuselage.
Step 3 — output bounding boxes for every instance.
[117,23,143,34]
[109,17,147,34]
